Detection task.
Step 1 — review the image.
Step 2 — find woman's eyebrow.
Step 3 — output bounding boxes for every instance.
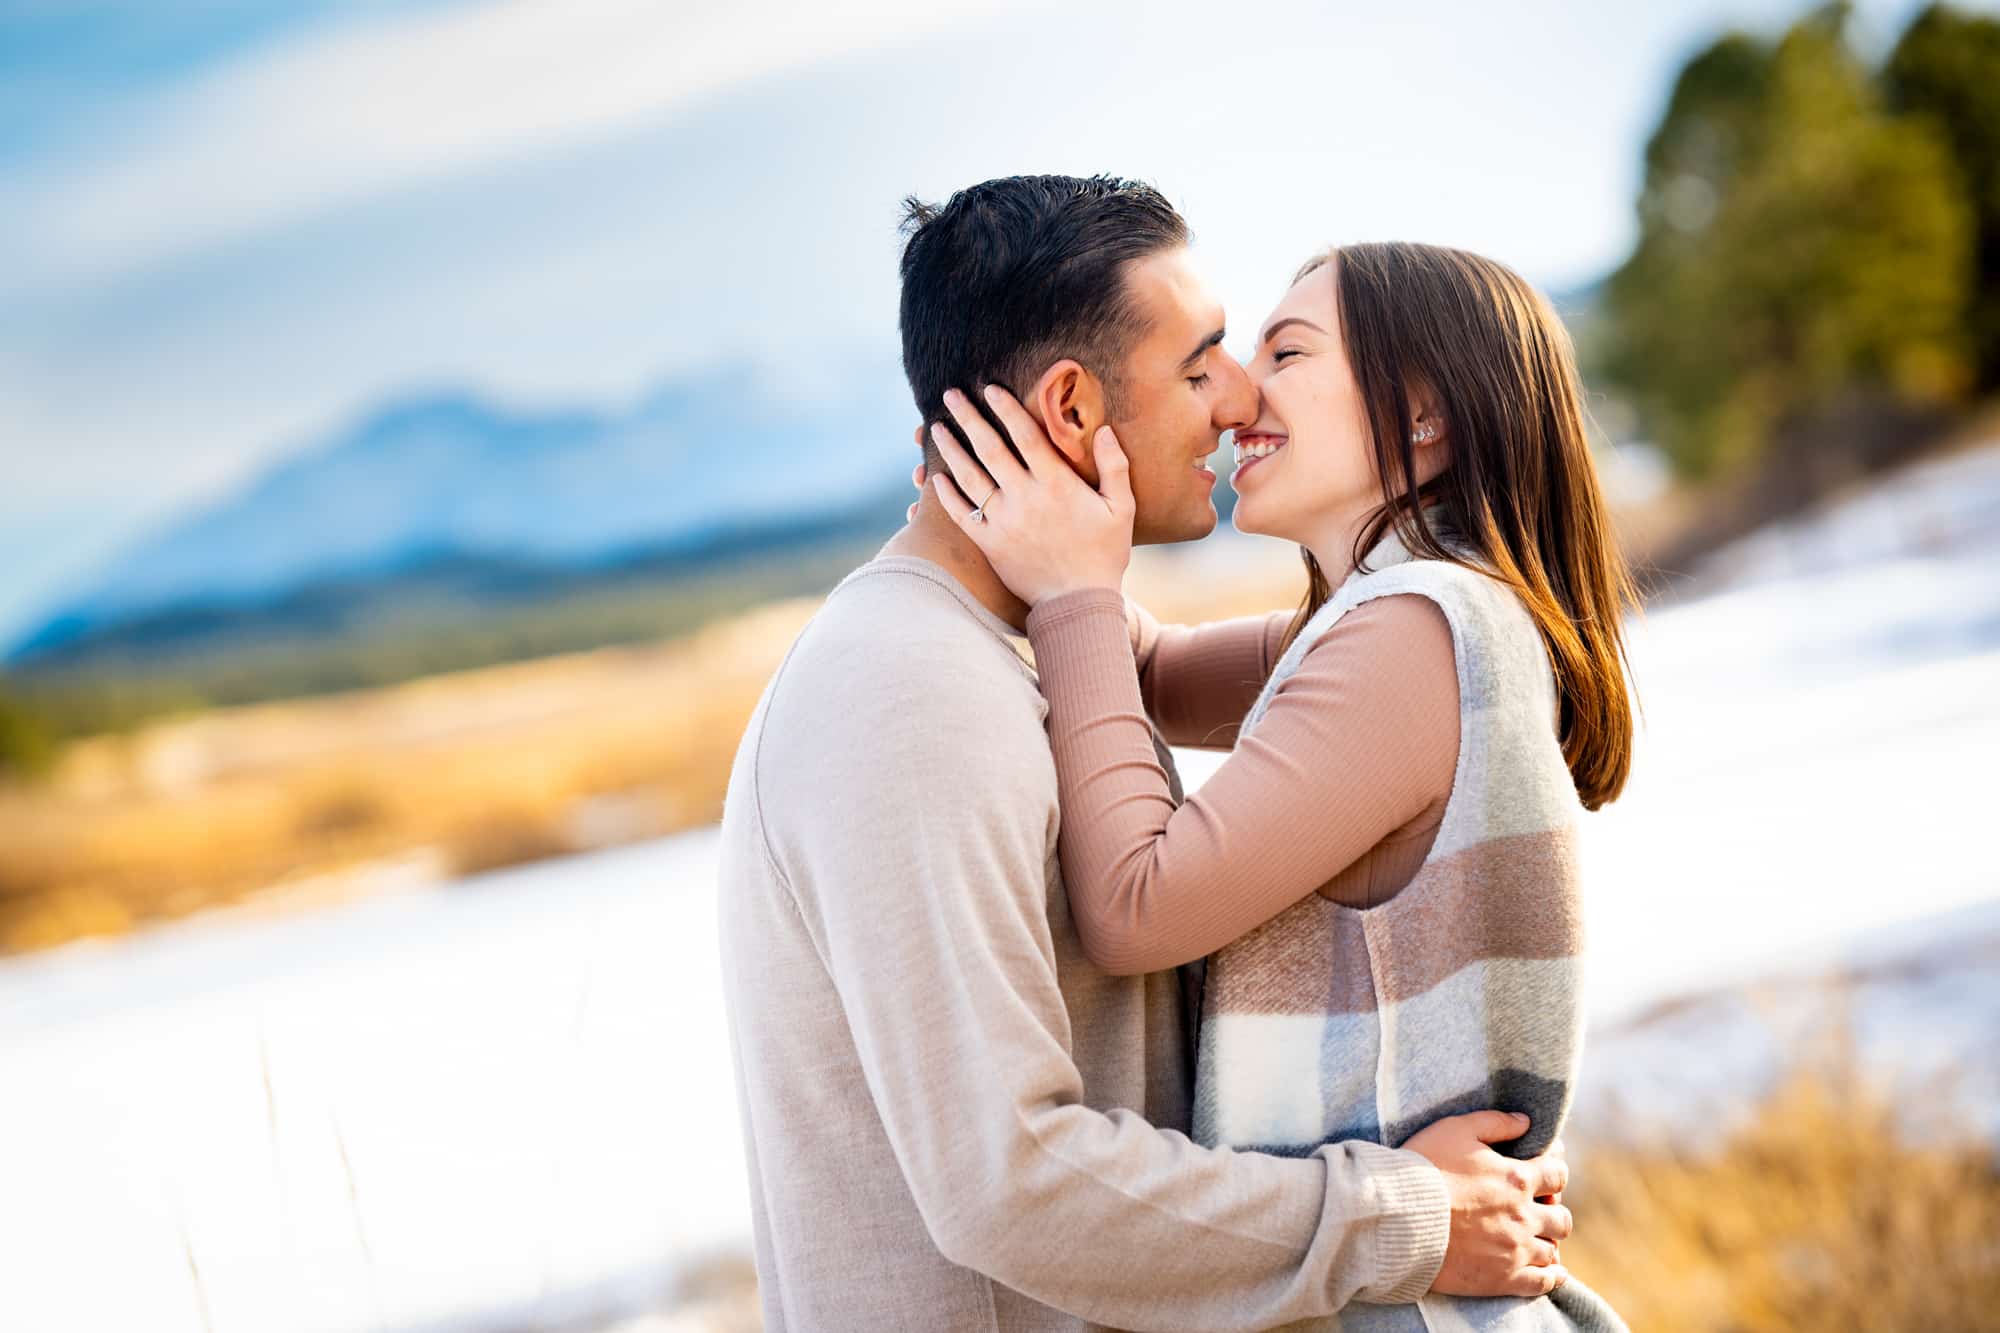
[1259,316,1326,345]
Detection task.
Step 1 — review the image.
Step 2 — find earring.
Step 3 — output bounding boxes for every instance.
[1411,423,1437,444]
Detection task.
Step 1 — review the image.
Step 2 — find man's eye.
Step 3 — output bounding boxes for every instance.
[1188,373,1212,388]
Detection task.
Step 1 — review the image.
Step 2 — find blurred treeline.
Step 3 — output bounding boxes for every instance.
[1596,2,2000,546]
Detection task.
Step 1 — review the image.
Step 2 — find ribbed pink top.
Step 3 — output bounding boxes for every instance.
[1025,588,1460,976]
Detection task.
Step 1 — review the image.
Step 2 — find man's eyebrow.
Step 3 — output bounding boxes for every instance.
[1179,325,1227,371]
[1259,316,1326,345]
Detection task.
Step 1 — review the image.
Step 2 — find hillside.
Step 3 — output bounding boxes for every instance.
[7,362,919,675]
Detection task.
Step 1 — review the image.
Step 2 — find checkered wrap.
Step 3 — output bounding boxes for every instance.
[1191,526,1625,1333]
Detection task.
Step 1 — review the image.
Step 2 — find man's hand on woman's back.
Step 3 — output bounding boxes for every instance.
[1403,1111,1573,1299]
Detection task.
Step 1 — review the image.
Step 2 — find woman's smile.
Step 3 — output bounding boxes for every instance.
[1232,430,1288,482]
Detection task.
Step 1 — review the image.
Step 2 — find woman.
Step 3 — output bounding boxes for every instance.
[929,243,1635,1331]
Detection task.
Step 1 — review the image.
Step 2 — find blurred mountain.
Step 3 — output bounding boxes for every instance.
[7,363,919,671]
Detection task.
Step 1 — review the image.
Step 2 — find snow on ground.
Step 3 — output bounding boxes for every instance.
[0,833,747,1333]
[1569,895,2000,1151]
[2,446,1996,1331]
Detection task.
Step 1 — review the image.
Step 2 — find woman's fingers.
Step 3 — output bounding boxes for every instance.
[942,388,1031,492]
[1092,426,1133,516]
[1535,1201,1574,1242]
[980,384,1063,479]
[930,423,997,513]
[930,473,992,548]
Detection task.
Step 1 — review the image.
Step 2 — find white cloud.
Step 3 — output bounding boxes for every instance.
[2,0,1020,286]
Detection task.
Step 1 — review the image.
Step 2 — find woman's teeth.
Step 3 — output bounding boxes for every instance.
[1234,438,1286,466]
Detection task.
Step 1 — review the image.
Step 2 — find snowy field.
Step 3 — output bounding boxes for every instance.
[3,447,1996,1332]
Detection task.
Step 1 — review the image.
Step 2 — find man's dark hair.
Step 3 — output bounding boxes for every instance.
[898,174,1187,467]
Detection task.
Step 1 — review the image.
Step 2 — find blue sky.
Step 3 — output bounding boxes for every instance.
[0,0,1980,642]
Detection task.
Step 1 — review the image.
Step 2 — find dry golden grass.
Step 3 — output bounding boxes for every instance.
[1563,1056,2000,1331]
[0,596,822,952]
[0,543,1309,955]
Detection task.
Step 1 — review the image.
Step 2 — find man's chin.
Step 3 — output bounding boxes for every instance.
[1134,502,1218,547]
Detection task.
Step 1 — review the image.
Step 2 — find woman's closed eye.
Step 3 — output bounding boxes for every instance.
[1272,347,1304,364]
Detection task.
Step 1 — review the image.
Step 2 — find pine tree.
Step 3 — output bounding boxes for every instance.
[1602,5,1972,481]
[1885,3,2000,391]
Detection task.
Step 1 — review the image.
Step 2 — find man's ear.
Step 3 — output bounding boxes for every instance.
[1027,359,1108,483]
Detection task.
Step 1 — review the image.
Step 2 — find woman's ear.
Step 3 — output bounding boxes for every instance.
[1408,384,1456,482]
[1407,390,1451,486]
[1408,385,1447,445]
[1030,359,1108,482]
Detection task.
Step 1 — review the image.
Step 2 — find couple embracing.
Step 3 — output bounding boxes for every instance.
[718,174,1635,1332]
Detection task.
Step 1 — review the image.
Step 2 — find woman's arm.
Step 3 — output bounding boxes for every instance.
[1128,602,1293,750]
[1027,588,1459,975]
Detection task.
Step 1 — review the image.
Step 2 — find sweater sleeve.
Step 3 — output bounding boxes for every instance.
[1027,587,1459,976]
[766,618,1451,1321]
[1128,601,1294,750]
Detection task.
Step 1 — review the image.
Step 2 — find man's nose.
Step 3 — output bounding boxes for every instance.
[1212,349,1259,432]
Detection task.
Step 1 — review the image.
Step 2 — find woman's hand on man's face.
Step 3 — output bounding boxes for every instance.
[927,384,1134,606]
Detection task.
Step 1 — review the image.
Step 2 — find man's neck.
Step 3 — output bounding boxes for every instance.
[880,500,1032,632]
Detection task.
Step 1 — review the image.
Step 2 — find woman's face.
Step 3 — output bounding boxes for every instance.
[1233,260,1444,552]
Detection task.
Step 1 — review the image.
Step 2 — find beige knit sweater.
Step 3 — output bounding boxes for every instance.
[716,554,1453,1332]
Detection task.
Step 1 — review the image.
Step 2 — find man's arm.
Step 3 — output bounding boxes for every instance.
[762,639,1446,1328]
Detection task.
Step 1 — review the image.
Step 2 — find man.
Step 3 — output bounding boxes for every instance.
[717,175,1571,1331]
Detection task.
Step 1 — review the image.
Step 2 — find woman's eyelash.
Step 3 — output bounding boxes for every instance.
[1188,372,1212,388]
[1273,348,1302,363]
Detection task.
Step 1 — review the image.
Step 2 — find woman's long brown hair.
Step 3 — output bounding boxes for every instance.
[1281,243,1638,809]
